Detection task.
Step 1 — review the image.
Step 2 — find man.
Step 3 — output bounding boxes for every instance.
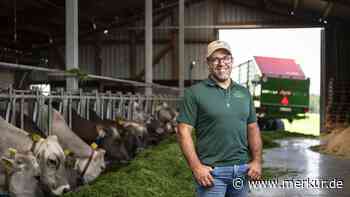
[176,40,262,197]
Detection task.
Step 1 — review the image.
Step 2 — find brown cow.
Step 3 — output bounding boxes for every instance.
[71,109,130,162]
[88,109,148,158]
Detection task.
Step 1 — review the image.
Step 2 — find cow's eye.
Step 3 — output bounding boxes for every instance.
[47,159,58,168]
[15,159,23,165]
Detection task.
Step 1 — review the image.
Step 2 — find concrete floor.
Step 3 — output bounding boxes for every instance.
[249,138,350,197]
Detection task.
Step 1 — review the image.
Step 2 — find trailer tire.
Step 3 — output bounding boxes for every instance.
[258,118,269,130]
[274,119,285,131]
[258,118,277,131]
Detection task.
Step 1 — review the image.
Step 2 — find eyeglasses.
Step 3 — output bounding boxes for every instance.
[207,55,233,66]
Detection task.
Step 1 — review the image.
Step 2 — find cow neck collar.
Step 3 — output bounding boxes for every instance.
[80,148,95,180]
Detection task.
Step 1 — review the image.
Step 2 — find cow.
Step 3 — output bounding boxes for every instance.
[0,117,70,196]
[87,109,149,158]
[155,102,179,133]
[1,148,44,197]
[39,105,106,184]
[131,101,150,123]
[144,116,167,145]
[71,109,131,163]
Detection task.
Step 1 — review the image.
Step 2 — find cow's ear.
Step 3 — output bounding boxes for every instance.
[1,157,14,169]
[105,127,120,139]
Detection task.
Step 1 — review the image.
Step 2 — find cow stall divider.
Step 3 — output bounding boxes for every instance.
[0,87,180,136]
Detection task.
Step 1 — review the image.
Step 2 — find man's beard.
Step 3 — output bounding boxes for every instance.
[210,66,232,82]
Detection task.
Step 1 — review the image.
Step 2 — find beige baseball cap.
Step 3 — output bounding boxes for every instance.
[207,40,232,58]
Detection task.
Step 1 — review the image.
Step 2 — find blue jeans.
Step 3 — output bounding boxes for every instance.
[195,164,249,197]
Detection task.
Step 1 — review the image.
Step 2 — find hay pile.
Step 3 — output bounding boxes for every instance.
[320,126,350,158]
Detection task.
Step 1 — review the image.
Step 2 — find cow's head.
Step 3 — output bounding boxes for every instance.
[32,135,70,195]
[146,118,165,135]
[75,146,106,184]
[100,126,131,162]
[122,121,149,151]
[1,149,42,197]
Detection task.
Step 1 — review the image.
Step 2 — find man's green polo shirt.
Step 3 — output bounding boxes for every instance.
[177,78,257,167]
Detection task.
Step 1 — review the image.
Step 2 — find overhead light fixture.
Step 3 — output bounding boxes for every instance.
[104,29,109,34]
[290,11,294,15]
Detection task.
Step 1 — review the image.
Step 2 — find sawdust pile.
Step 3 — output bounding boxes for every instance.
[320,126,350,158]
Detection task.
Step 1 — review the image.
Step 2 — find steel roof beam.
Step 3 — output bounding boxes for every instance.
[321,0,350,8]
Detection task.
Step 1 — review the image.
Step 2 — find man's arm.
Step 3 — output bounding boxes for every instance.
[247,122,262,180]
[176,123,214,187]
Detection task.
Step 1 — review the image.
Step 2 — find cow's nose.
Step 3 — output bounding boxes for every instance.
[63,187,70,193]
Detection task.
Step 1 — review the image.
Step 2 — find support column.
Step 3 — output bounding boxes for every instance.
[179,0,185,96]
[320,28,326,132]
[129,30,137,79]
[171,11,179,80]
[145,0,153,95]
[94,32,102,76]
[65,0,79,91]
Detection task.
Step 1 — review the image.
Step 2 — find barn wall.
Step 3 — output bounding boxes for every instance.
[324,25,350,130]
[0,69,14,89]
[325,25,350,81]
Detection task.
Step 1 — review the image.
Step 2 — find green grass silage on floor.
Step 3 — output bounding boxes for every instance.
[64,131,314,197]
[282,113,320,136]
[261,130,317,149]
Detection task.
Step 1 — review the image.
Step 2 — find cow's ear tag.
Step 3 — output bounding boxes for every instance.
[116,117,124,125]
[8,148,17,157]
[64,149,71,156]
[90,143,98,150]
[31,134,41,142]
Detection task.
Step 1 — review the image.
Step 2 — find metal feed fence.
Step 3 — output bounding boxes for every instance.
[0,88,181,136]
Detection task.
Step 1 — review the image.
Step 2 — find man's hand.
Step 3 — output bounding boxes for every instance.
[177,123,214,187]
[247,160,262,180]
[247,122,262,180]
[193,164,214,187]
